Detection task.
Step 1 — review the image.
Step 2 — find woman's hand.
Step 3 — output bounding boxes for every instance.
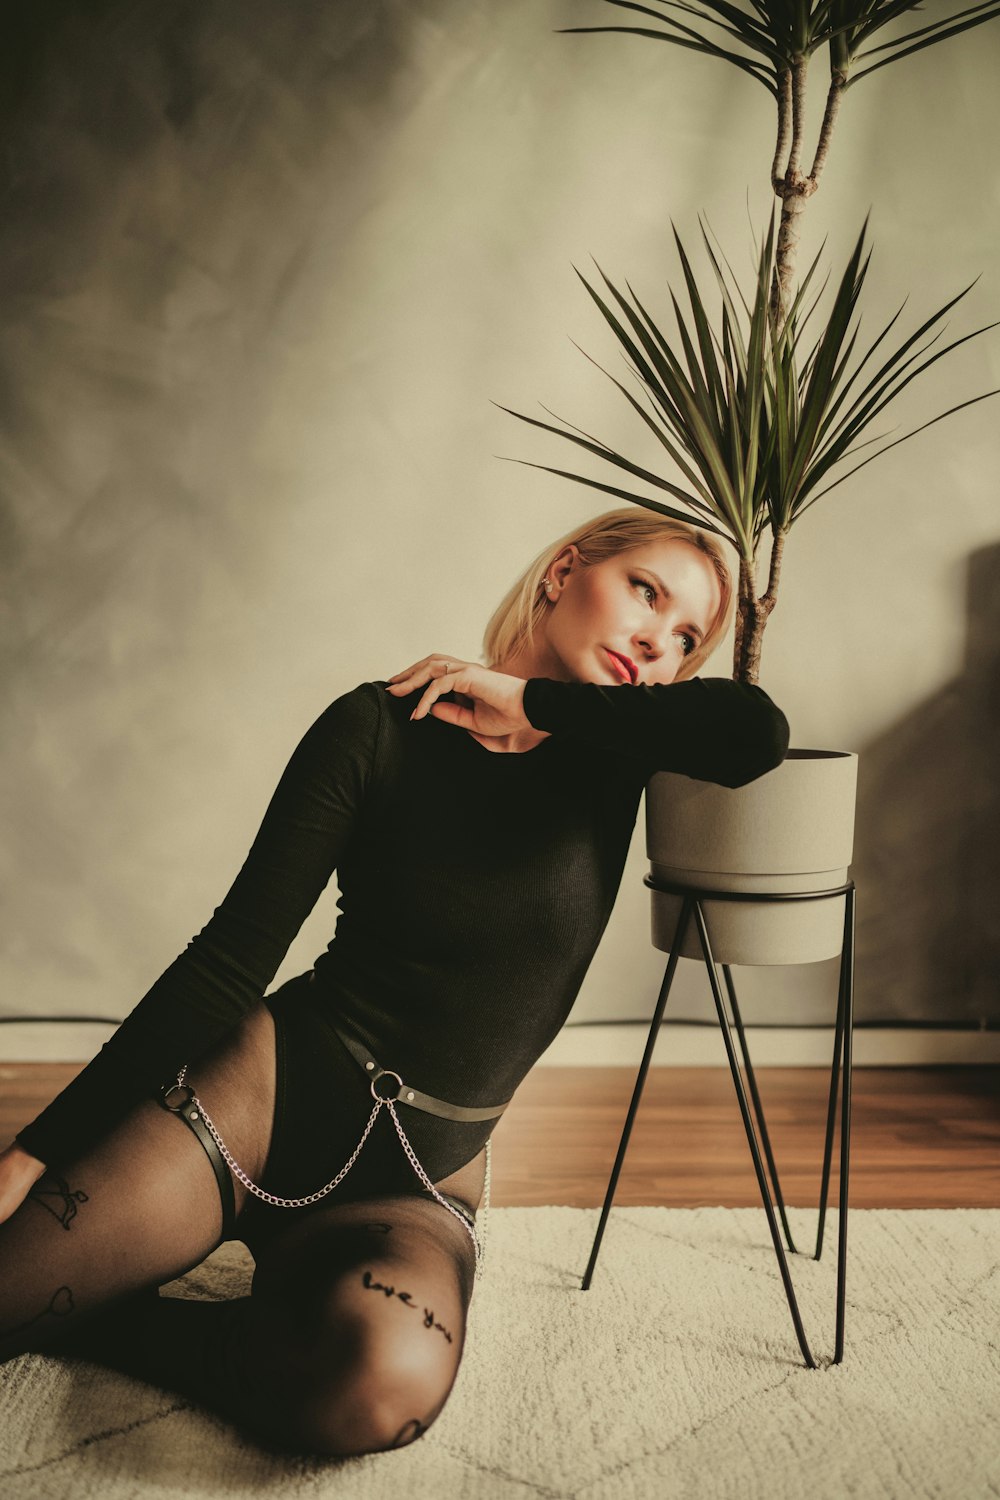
[386,655,533,743]
[0,1142,46,1225]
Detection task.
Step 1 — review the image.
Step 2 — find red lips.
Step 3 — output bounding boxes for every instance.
[605,649,638,684]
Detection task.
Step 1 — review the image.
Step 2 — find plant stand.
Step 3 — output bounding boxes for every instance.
[581,877,856,1370]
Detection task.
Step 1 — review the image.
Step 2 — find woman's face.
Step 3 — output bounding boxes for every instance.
[537,539,723,687]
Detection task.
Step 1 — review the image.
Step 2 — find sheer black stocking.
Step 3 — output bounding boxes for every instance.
[0,1107,230,1357]
[0,1003,478,1457]
[49,1197,476,1455]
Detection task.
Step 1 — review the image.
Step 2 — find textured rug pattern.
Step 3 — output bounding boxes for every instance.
[2,1207,998,1499]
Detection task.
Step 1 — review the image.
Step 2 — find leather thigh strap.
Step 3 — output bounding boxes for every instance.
[160,1082,238,1240]
[329,1022,509,1123]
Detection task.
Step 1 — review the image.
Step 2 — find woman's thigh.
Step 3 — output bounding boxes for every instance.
[240,1190,479,1454]
[0,1001,277,1358]
[433,1144,488,1216]
[237,981,492,1251]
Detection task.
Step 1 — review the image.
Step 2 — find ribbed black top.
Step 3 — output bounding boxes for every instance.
[18,676,788,1166]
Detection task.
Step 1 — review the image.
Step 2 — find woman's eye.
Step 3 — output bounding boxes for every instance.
[677,633,696,657]
[631,578,656,606]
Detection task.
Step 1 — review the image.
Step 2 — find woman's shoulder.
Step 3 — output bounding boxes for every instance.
[272,683,396,798]
[305,679,419,754]
[286,682,387,765]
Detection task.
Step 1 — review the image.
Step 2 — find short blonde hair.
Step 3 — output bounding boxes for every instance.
[483,508,734,681]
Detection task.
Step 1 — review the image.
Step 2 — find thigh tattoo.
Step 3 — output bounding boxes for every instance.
[28,1175,89,1230]
[0,1285,75,1340]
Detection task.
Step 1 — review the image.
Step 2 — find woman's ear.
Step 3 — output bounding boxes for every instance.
[548,545,579,596]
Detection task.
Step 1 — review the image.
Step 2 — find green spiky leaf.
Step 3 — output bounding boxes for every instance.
[504,219,997,565]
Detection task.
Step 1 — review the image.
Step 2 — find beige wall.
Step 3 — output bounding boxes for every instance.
[1,1,998,1037]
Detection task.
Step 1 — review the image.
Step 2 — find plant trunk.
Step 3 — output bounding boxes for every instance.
[769,66,845,332]
[810,71,847,185]
[732,555,756,679]
[732,555,748,667]
[736,598,773,686]
[733,531,786,685]
[771,191,810,329]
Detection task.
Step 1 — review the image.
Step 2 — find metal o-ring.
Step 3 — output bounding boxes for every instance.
[371,1069,404,1102]
[161,1082,194,1111]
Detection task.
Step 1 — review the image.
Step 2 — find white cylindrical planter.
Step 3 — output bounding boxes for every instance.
[646,750,859,966]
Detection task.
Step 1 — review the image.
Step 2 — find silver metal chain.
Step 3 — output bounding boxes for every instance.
[384,1099,491,1276]
[174,1064,491,1277]
[175,1064,382,1208]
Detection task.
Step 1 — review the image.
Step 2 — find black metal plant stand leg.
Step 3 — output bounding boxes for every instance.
[581,881,856,1370]
[720,963,800,1255]
[580,900,694,1293]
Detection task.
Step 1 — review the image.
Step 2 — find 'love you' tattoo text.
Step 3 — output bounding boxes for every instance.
[361,1270,453,1343]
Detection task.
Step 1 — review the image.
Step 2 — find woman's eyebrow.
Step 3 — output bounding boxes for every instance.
[645,569,705,642]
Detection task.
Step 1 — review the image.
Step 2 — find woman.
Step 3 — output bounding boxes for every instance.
[0,508,788,1456]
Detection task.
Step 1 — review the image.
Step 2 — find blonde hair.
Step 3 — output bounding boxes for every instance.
[483,508,734,681]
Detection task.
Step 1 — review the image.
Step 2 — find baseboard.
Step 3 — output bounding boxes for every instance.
[539,1023,1000,1067]
[0,1023,123,1063]
[1,1020,998,1067]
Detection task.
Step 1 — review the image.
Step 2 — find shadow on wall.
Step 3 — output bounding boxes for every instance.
[852,542,1000,1026]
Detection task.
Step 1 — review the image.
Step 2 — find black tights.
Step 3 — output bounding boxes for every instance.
[0,1005,481,1457]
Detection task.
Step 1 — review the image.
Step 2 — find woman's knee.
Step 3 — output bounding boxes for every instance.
[262,1277,463,1456]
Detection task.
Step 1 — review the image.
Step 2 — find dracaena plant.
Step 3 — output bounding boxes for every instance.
[504,0,1000,681]
[561,1,1000,322]
[503,216,997,682]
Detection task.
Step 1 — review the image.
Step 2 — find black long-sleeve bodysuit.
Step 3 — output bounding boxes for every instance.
[17,677,789,1230]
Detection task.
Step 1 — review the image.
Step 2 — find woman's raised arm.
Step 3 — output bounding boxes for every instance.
[387,655,788,789]
[15,684,383,1169]
[521,676,790,787]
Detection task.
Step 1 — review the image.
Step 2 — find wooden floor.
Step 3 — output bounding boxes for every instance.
[4,1062,998,1209]
[489,1064,1000,1208]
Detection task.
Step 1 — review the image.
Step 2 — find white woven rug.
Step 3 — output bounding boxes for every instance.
[2,1206,997,1499]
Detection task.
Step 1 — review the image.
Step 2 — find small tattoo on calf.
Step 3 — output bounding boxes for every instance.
[0,1285,75,1339]
[391,1418,427,1448]
[28,1175,89,1230]
[361,1271,454,1343]
[362,1222,393,1234]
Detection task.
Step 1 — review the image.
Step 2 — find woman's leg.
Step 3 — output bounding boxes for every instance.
[238,1139,486,1454]
[1,1000,485,1457]
[220,1192,479,1454]
[0,1002,277,1360]
[40,1187,481,1456]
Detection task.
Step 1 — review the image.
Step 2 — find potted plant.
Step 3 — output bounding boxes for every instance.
[504,0,999,965]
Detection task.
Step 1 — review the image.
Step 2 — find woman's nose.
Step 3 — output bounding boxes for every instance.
[634,623,664,658]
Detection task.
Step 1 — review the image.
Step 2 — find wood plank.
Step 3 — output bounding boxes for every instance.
[487,1065,1000,1208]
[3,1062,998,1209]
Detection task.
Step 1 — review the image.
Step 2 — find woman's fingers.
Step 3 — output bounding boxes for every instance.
[0,1144,47,1226]
[384,652,466,721]
[385,658,529,738]
[386,655,467,692]
[411,669,463,721]
[425,697,476,730]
